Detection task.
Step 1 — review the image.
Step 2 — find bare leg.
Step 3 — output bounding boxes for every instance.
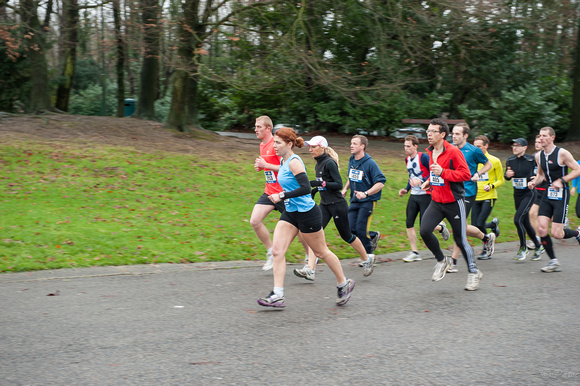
[250,204,276,251]
[271,221,299,288]
[303,230,346,285]
[407,227,418,252]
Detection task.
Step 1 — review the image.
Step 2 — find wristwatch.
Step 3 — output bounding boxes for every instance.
[279,191,285,199]
[364,191,369,197]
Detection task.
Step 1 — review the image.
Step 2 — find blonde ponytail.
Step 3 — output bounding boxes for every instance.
[325,146,340,167]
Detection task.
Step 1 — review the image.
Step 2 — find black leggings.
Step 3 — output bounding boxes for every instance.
[514,192,539,249]
[576,194,580,218]
[320,201,357,244]
[471,199,496,234]
[406,194,431,228]
[420,199,477,273]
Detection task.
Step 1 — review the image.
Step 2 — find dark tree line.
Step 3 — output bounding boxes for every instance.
[1,0,579,141]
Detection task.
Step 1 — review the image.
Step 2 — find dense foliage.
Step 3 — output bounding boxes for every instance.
[1,0,579,140]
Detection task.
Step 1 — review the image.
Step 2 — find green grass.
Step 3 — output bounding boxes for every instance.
[1,140,578,272]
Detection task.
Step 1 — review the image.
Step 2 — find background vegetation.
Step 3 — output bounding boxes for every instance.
[1,0,580,140]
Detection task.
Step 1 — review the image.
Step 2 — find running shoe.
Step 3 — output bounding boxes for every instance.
[477,249,490,260]
[402,251,421,262]
[491,217,500,237]
[336,278,355,306]
[540,259,561,273]
[576,226,580,245]
[362,254,375,277]
[432,256,452,282]
[262,252,274,271]
[439,222,450,241]
[447,264,458,273]
[293,265,315,281]
[514,246,528,261]
[257,291,286,308]
[465,269,483,291]
[370,231,381,252]
[531,245,544,261]
[483,233,496,258]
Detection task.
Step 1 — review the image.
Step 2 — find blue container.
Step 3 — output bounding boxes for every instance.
[124,98,136,117]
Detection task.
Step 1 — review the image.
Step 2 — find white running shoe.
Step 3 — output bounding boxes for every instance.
[362,254,375,277]
[541,259,561,273]
[403,251,421,262]
[432,256,452,282]
[439,222,450,241]
[465,269,483,291]
[262,252,274,271]
[293,265,315,281]
[483,233,496,257]
[447,264,458,273]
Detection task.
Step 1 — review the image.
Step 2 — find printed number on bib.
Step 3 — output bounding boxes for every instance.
[430,172,445,187]
[316,177,326,191]
[547,186,563,200]
[512,178,527,189]
[478,172,489,182]
[349,169,363,183]
[264,170,277,184]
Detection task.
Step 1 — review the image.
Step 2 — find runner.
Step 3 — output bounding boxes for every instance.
[293,135,375,281]
[398,135,450,262]
[257,128,355,308]
[527,135,547,251]
[251,116,308,271]
[472,135,505,258]
[448,123,495,271]
[527,127,580,273]
[504,137,544,260]
[341,135,386,256]
[419,118,483,291]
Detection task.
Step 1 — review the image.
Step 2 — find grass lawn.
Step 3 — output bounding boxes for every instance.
[1,124,578,272]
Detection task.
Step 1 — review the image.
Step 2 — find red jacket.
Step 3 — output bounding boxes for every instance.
[426,140,471,203]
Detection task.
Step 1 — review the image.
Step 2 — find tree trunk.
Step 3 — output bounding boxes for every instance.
[55,0,79,112]
[21,0,54,113]
[569,14,580,140]
[112,0,125,117]
[134,0,160,120]
[167,69,190,131]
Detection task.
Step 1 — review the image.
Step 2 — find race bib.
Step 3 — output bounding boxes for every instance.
[264,170,277,184]
[430,172,445,187]
[478,172,489,182]
[547,187,563,200]
[512,178,527,190]
[316,177,326,191]
[349,168,363,183]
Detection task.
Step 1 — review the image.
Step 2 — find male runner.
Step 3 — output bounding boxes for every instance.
[448,123,495,271]
[472,135,505,259]
[341,135,386,255]
[527,135,547,250]
[504,137,544,260]
[399,135,450,262]
[419,118,483,291]
[528,127,580,273]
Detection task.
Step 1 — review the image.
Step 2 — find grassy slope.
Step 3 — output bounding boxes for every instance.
[1,117,578,272]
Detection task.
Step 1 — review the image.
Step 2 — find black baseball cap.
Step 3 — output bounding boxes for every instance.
[510,138,528,146]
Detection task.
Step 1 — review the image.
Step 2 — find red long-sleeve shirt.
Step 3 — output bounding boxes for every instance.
[425,140,471,203]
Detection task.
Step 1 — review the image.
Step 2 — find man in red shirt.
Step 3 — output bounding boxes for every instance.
[419,118,483,291]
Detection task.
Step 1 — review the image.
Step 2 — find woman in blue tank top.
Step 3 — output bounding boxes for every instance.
[256,128,355,309]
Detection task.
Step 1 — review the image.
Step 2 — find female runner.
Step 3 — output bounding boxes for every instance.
[257,128,355,308]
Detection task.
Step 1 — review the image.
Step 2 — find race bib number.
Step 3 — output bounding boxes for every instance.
[349,168,363,183]
[264,170,277,184]
[547,187,563,200]
[316,177,326,191]
[512,178,527,190]
[430,172,445,187]
[478,172,489,182]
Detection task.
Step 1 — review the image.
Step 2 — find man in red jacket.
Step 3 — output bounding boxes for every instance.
[419,118,483,291]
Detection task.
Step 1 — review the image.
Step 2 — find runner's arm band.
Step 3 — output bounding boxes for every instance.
[283,172,311,199]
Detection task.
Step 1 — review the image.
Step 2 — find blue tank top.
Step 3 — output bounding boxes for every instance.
[278,154,316,212]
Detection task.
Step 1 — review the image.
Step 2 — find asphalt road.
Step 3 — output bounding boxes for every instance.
[1,239,579,385]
